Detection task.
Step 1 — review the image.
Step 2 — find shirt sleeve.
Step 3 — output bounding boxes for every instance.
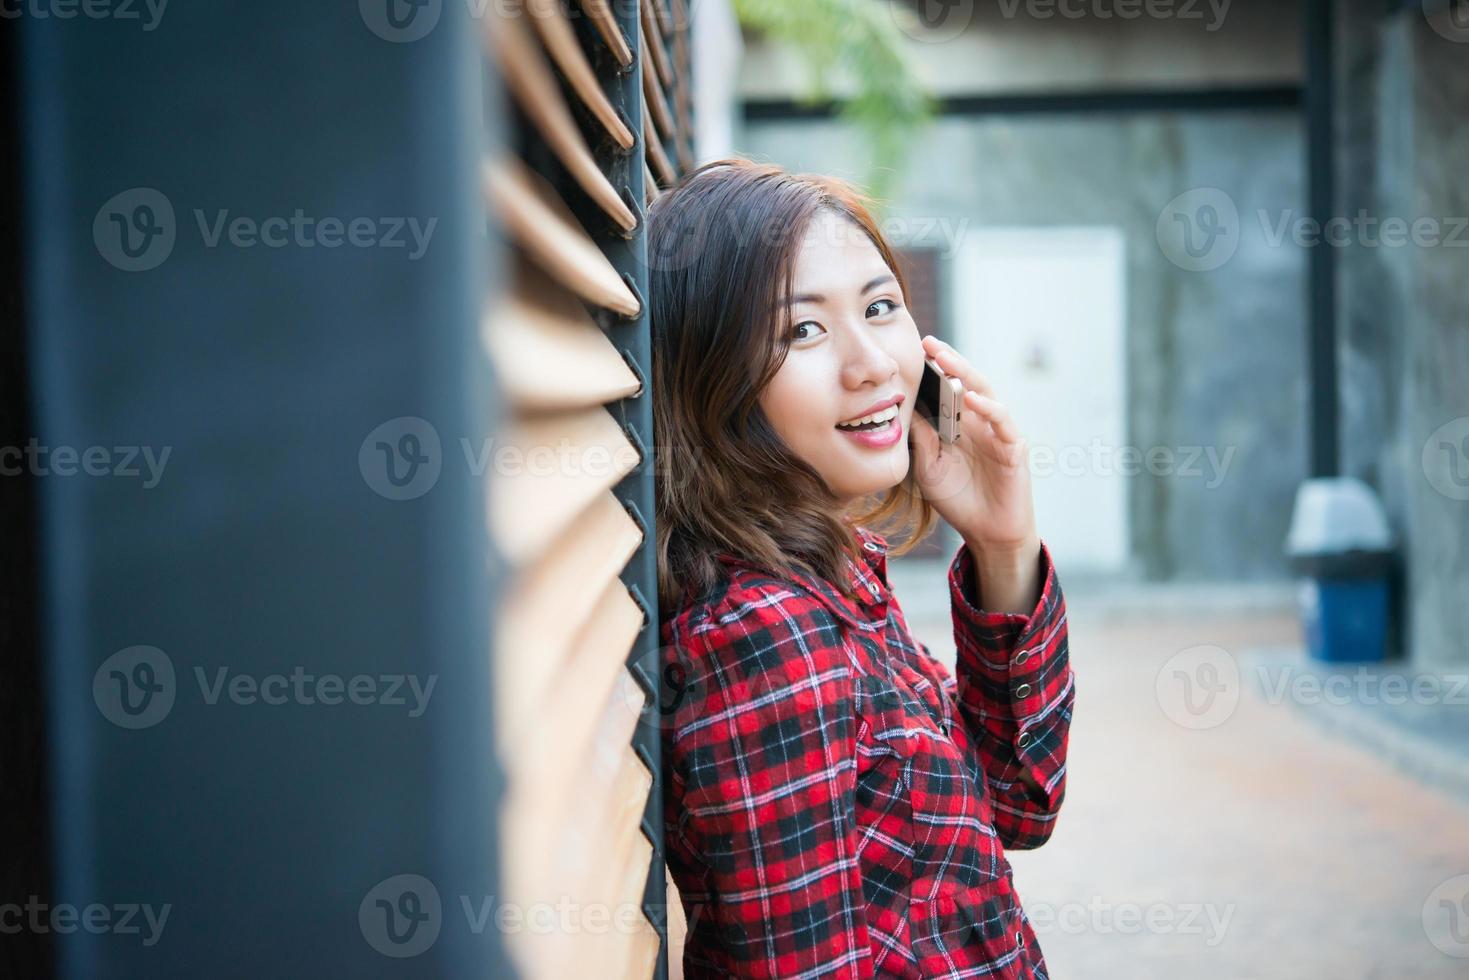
[667,585,874,979]
[941,538,1073,850]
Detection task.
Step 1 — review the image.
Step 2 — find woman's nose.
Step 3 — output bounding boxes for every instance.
[839,325,899,389]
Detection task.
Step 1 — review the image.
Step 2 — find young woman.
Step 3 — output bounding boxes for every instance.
[650,157,1074,979]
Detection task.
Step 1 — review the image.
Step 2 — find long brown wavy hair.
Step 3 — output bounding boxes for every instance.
[649,157,938,613]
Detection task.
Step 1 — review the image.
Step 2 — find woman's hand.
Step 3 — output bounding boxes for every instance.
[909,335,1042,613]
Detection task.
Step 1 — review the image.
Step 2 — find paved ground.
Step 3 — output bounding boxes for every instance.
[890,560,1469,980]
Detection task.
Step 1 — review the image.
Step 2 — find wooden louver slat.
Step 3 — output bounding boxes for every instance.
[641,27,676,141]
[574,0,633,68]
[639,0,674,90]
[644,161,661,203]
[523,0,635,151]
[503,581,645,787]
[509,681,649,880]
[642,99,675,188]
[502,737,656,979]
[487,404,640,566]
[482,155,641,318]
[494,489,643,741]
[484,259,642,412]
[485,5,637,234]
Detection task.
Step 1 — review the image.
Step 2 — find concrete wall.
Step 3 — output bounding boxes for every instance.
[1338,3,1469,666]
[740,111,1305,581]
[737,2,1309,581]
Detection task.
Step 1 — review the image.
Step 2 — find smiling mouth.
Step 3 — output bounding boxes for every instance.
[835,404,900,431]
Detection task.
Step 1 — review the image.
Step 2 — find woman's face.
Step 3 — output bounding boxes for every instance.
[758,209,925,505]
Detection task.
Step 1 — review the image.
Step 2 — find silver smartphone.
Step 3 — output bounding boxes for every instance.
[916,356,964,445]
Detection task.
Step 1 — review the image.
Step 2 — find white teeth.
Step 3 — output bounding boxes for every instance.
[837,404,899,429]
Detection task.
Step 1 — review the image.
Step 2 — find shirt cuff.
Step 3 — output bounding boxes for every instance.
[948,538,1063,686]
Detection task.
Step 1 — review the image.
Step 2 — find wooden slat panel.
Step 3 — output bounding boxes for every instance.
[525,0,635,150]
[666,867,687,980]
[575,0,632,67]
[485,260,642,412]
[485,6,637,233]
[505,734,653,909]
[524,676,647,847]
[494,490,643,740]
[488,404,640,565]
[639,0,674,89]
[651,0,672,38]
[645,160,661,203]
[482,155,641,317]
[504,582,644,784]
[625,919,662,980]
[564,833,657,979]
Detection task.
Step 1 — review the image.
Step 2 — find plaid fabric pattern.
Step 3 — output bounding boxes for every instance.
[660,526,1073,979]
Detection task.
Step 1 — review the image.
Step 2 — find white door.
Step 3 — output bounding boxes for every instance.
[950,228,1129,575]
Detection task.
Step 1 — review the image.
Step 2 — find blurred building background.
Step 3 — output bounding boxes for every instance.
[3,1,1466,978]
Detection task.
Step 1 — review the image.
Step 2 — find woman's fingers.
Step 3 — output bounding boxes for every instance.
[964,390,1020,443]
[963,391,1028,467]
[922,335,997,400]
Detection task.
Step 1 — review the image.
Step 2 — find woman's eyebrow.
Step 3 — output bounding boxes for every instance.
[789,273,896,306]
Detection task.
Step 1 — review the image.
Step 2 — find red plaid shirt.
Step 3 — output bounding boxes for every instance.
[659,526,1073,979]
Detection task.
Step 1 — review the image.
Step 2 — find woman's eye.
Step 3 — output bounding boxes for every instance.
[867,298,899,318]
[790,321,826,342]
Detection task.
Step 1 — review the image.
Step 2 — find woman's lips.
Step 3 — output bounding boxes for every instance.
[836,415,903,449]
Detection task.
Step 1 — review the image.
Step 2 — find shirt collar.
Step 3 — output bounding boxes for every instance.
[716,524,891,632]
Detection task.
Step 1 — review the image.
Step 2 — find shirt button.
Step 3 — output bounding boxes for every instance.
[1014,682,1032,699]
[1014,650,1031,667]
[1017,729,1033,748]
[863,540,880,552]
[1015,929,1026,948]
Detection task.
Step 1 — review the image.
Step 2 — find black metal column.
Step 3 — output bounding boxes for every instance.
[1304,0,1341,477]
[19,3,505,976]
[599,3,670,978]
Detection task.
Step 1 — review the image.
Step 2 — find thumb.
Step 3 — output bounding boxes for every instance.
[909,411,974,506]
